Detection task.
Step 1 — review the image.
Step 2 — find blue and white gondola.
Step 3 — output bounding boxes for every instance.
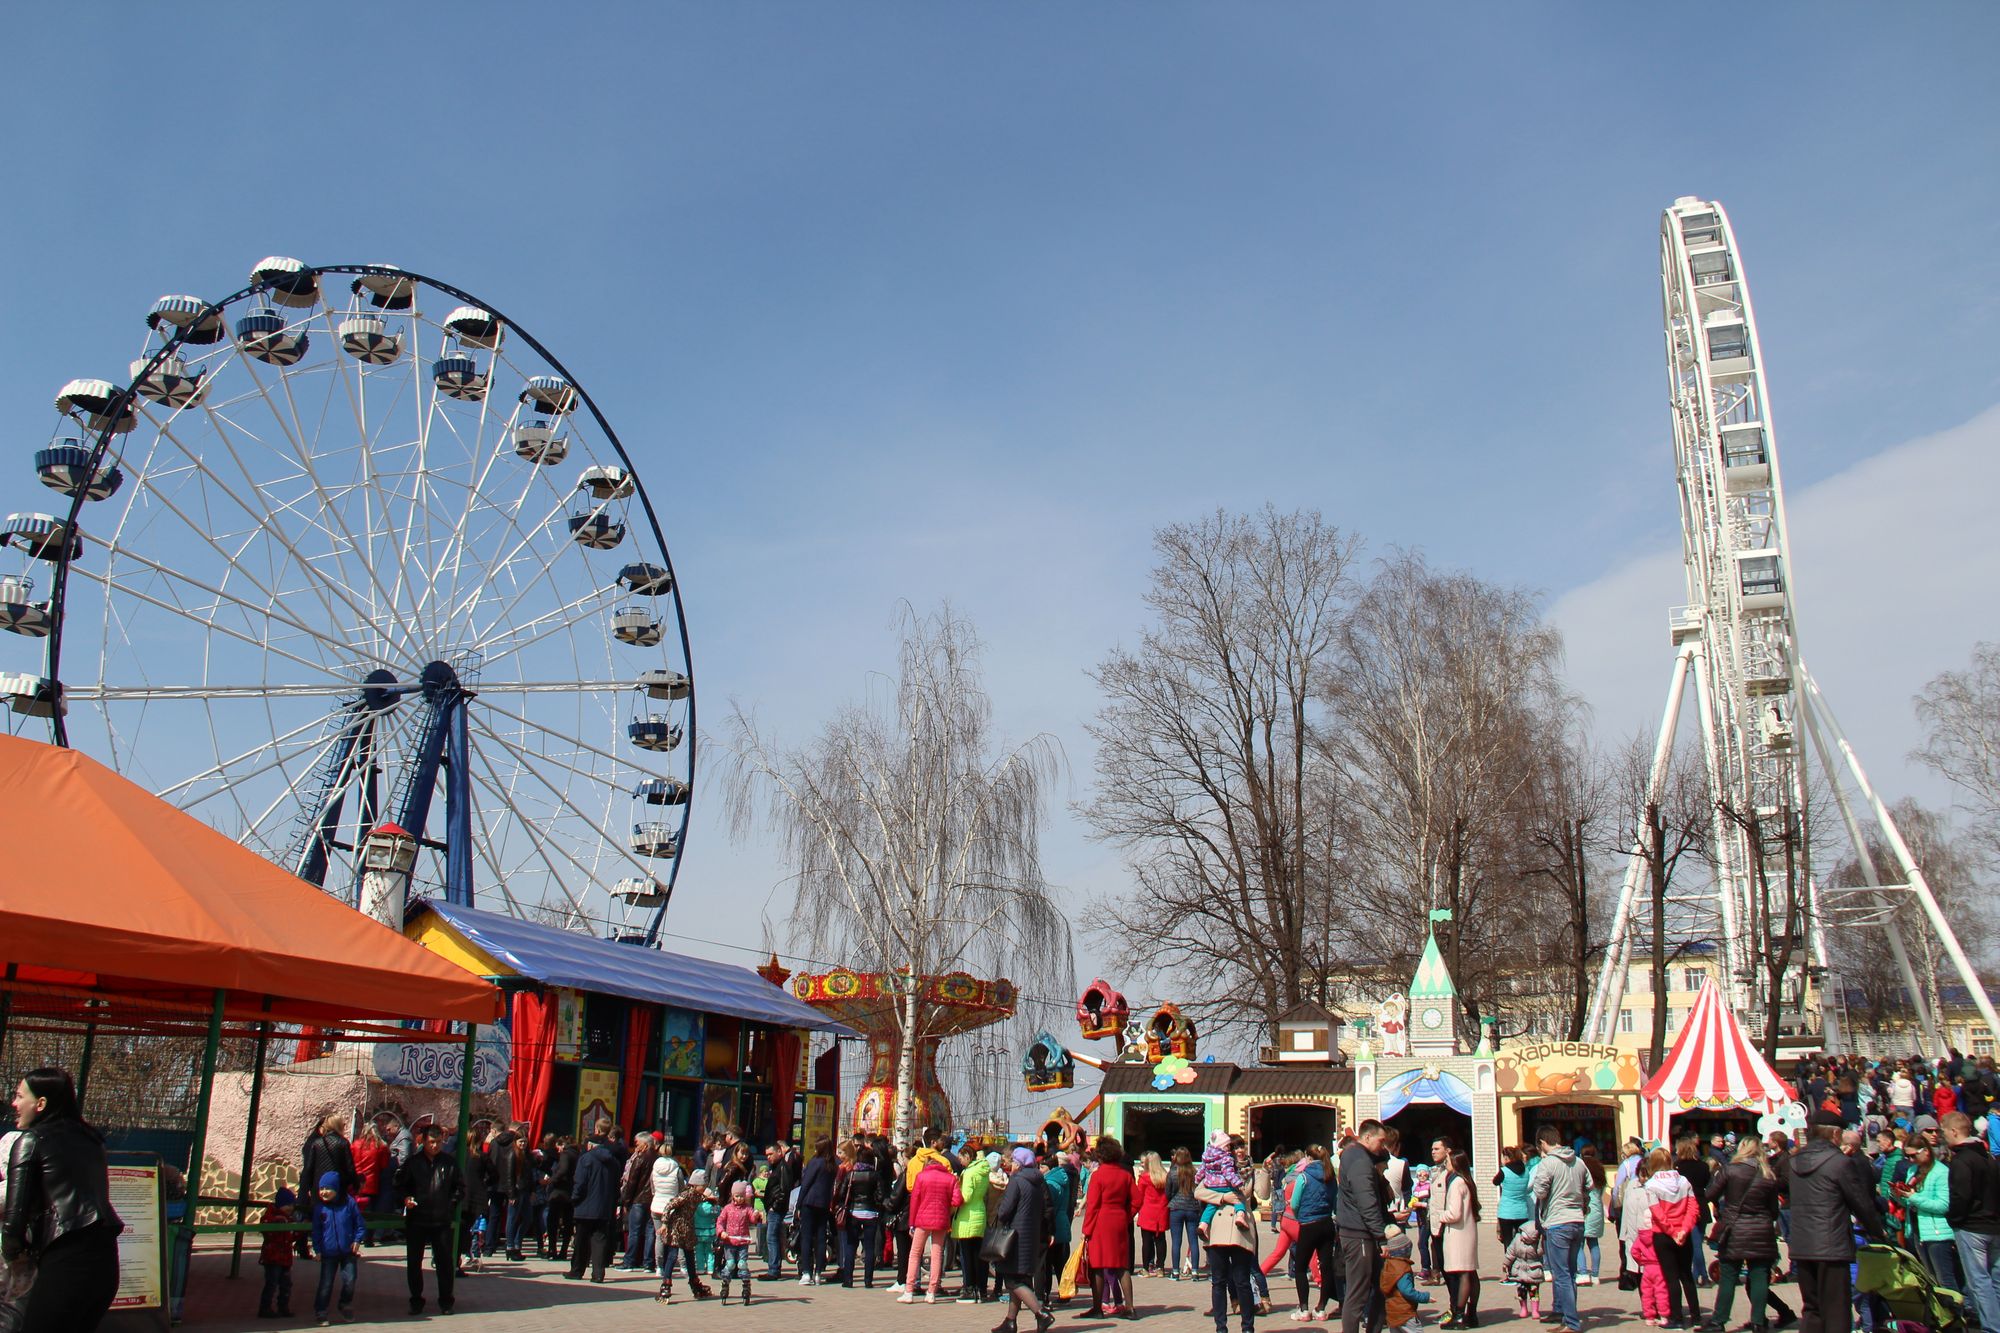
[432,351,487,401]
[35,441,122,502]
[634,776,691,806]
[234,307,309,366]
[566,508,625,549]
[512,420,567,464]
[2,513,82,562]
[338,315,401,365]
[250,256,320,309]
[520,375,578,416]
[351,271,417,311]
[611,876,669,908]
[626,715,683,753]
[638,669,691,701]
[0,576,52,638]
[577,465,634,501]
[611,606,663,646]
[129,352,208,408]
[146,294,225,345]
[442,306,503,350]
[628,824,681,858]
[617,562,672,596]
[54,379,136,435]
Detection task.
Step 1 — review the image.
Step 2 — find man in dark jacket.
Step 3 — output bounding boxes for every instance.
[1337,1121,1392,1333]
[762,1142,797,1279]
[395,1125,464,1316]
[1943,1112,2000,1333]
[565,1120,624,1283]
[1787,1111,1885,1333]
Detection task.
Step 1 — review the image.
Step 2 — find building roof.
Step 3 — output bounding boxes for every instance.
[1277,1001,1337,1025]
[1098,1062,1354,1097]
[410,900,855,1036]
[0,735,498,1025]
[1409,928,1458,1000]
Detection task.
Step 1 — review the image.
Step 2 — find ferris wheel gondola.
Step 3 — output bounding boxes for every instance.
[0,259,696,943]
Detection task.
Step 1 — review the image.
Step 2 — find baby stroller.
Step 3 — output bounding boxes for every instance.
[1857,1243,1967,1333]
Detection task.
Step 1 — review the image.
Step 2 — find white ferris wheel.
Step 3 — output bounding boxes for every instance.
[0,258,695,944]
[1583,200,1998,1053]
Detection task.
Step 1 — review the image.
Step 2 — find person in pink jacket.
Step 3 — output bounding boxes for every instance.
[899,1155,962,1304]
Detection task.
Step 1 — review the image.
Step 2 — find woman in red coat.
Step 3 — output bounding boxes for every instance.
[1133,1151,1170,1276]
[1083,1135,1136,1317]
[349,1124,390,1246]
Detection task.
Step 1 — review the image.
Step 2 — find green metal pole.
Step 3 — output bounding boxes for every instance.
[75,999,99,1109]
[228,998,274,1278]
[176,989,226,1305]
[451,1026,476,1260]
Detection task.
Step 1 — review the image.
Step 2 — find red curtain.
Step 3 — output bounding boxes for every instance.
[293,1026,326,1062]
[618,1004,655,1134]
[509,990,558,1144]
[772,1031,802,1141]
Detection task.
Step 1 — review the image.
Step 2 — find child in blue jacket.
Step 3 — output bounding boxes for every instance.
[311,1170,364,1323]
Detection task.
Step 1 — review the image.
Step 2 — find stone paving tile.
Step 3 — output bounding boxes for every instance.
[180,1248,1658,1331]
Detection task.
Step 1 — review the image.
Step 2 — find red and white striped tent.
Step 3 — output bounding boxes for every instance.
[1639,977,1797,1143]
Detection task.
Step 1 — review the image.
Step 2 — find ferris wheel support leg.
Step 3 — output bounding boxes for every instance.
[1798,692,1931,1053]
[1689,645,1749,1010]
[1802,670,2000,1055]
[1586,644,1696,1043]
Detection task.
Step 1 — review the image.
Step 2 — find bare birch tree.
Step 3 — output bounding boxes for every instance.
[720,605,1073,1143]
[1328,552,1573,1023]
[1081,507,1360,1042]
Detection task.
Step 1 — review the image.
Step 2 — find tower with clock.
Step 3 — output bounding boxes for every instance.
[1408,917,1461,1056]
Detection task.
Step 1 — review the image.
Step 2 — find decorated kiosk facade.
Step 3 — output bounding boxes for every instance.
[1352,914,1503,1209]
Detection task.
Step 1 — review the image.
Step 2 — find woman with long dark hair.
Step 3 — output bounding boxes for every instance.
[1434,1149,1481,1328]
[1288,1142,1338,1322]
[4,1067,123,1333]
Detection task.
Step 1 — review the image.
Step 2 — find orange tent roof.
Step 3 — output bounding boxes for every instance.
[0,734,498,1024]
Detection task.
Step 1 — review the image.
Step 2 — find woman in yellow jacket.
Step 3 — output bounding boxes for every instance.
[953,1149,997,1302]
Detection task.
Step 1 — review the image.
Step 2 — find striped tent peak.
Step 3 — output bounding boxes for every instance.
[1640,977,1795,1108]
[1409,927,1457,1000]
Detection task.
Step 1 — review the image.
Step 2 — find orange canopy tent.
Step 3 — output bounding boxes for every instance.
[0,733,496,1024]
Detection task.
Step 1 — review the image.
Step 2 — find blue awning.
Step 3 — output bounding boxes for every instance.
[411,900,854,1036]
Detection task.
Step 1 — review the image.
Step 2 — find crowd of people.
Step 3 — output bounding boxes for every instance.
[9,1051,2000,1333]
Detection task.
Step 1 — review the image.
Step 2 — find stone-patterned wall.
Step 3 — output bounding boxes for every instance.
[194,1059,509,1225]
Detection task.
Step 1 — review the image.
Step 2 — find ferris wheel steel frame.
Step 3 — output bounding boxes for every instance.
[25,263,696,944]
[1583,199,1997,1054]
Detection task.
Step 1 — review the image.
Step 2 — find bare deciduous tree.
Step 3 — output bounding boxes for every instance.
[1513,730,1616,1040]
[1081,507,1360,1042]
[721,605,1073,1142]
[1914,643,2000,864]
[1329,552,1573,1025]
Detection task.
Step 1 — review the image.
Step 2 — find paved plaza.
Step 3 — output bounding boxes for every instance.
[180,1246,1663,1332]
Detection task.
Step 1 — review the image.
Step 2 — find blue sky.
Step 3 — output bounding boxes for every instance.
[4,6,1997,1087]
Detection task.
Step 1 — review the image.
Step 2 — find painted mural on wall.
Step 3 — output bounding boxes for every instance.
[1493,1042,1642,1096]
[660,1006,704,1080]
